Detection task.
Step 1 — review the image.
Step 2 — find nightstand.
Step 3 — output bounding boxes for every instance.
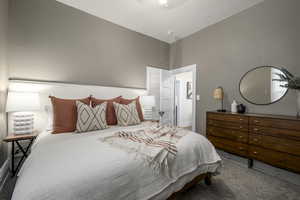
[3,133,37,176]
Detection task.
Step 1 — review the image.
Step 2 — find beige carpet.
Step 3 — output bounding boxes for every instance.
[1,157,300,200]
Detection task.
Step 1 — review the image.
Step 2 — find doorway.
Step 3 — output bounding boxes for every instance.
[171,65,196,131]
[174,71,193,130]
[146,64,197,131]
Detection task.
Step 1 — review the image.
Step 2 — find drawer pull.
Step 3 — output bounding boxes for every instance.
[239,126,243,129]
[253,138,258,142]
[239,118,244,121]
[253,128,259,131]
[238,147,244,151]
[239,136,243,138]
[253,151,258,155]
[253,120,259,123]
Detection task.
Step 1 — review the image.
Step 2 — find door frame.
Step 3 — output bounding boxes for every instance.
[171,64,197,132]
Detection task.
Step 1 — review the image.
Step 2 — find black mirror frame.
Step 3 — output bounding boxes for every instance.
[239,66,289,106]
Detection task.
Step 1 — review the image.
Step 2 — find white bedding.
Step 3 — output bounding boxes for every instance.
[12,123,221,200]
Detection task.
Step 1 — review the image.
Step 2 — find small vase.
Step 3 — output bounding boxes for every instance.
[297,91,300,118]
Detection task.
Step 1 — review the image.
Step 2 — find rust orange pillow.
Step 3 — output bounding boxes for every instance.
[91,96,121,125]
[50,96,91,134]
[120,97,144,121]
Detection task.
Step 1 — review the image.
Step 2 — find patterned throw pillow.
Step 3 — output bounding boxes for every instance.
[113,102,141,126]
[76,101,108,133]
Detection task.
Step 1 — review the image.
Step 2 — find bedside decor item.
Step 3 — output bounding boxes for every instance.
[140,96,156,120]
[231,100,237,113]
[6,92,41,135]
[213,87,226,112]
[237,104,246,114]
[239,66,288,105]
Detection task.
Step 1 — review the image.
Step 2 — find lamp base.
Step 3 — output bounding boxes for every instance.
[217,109,227,112]
[13,112,35,135]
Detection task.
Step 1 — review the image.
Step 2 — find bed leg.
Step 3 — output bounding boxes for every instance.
[204,173,212,186]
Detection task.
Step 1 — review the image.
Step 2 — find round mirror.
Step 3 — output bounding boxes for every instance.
[239,66,288,105]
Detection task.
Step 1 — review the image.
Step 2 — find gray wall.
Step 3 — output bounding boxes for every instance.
[170,0,300,133]
[0,0,9,168]
[9,0,170,89]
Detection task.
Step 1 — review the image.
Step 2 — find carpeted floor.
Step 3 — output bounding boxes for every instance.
[1,157,300,200]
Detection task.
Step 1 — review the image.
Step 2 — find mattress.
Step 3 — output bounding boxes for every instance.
[12,123,221,200]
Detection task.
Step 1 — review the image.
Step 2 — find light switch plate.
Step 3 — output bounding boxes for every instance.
[196,95,200,101]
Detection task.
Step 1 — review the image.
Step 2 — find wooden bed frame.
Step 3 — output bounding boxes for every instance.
[167,173,212,199]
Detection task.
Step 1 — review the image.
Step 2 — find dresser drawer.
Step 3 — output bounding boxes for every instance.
[208,136,248,157]
[249,146,300,173]
[249,134,300,157]
[249,134,263,146]
[207,120,248,132]
[207,113,248,124]
[207,126,248,143]
[250,117,300,131]
[250,126,300,141]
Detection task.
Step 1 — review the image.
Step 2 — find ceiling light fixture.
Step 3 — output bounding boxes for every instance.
[159,0,168,7]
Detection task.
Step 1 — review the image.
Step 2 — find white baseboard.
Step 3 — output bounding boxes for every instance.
[0,159,9,191]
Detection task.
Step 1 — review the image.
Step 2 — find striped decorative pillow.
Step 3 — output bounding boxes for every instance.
[76,101,108,133]
[113,102,141,126]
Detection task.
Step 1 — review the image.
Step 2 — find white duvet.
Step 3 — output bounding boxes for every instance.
[12,123,221,200]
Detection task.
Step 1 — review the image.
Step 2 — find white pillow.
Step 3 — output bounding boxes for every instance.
[76,101,108,133]
[113,101,141,126]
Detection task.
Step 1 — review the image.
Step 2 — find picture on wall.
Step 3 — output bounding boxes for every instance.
[187,81,192,99]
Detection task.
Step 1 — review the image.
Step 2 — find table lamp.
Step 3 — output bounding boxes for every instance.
[213,87,226,112]
[6,92,40,135]
[140,96,156,120]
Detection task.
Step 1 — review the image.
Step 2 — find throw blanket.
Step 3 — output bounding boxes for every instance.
[100,125,188,177]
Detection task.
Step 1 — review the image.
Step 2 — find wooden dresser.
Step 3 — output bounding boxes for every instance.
[206,111,300,174]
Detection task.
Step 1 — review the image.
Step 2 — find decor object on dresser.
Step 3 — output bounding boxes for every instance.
[298,91,300,118]
[6,92,40,135]
[272,67,300,118]
[239,66,288,105]
[213,87,226,112]
[231,100,237,113]
[140,96,156,120]
[237,104,246,114]
[206,111,300,173]
[3,133,37,176]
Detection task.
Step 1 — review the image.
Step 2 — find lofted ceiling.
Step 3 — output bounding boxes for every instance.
[56,0,264,43]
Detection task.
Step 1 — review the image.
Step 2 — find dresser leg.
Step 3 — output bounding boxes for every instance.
[248,159,253,168]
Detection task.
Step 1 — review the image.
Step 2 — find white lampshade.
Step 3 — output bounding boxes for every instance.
[6,92,41,112]
[141,96,156,107]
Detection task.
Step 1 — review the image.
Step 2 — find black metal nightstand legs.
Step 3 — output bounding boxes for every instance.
[11,138,35,176]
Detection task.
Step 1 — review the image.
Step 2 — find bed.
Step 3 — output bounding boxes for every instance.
[8,80,221,200]
[11,122,221,200]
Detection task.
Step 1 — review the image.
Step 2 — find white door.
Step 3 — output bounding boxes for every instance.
[160,69,174,125]
[146,67,161,120]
